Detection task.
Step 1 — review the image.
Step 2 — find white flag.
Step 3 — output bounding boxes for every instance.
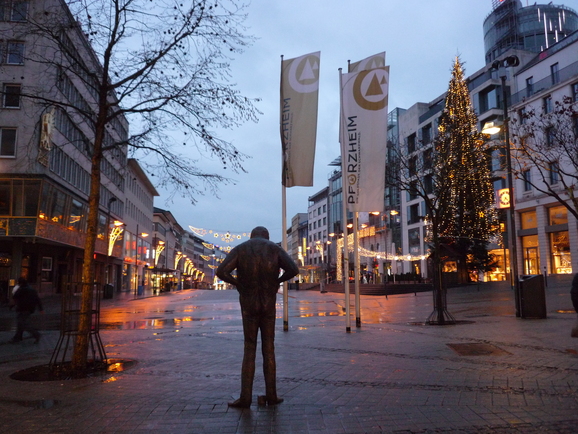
[340,66,389,212]
[348,52,386,73]
[280,52,320,187]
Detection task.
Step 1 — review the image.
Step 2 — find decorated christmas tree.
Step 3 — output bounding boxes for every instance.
[434,57,498,281]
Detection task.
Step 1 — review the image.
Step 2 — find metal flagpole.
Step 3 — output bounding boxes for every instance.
[280,54,290,332]
[353,212,361,327]
[282,184,289,331]
[339,68,351,333]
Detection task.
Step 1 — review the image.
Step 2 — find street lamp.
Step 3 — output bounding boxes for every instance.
[482,54,520,316]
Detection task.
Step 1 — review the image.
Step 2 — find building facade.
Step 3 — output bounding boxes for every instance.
[306,187,329,283]
[0,0,131,299]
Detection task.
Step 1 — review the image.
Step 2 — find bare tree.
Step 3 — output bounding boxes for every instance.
[5,0,259,374]
[510,96,578,219]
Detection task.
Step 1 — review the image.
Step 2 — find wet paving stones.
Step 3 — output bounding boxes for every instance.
[0,278,577,433]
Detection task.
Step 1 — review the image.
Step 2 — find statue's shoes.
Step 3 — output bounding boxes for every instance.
[257,395,284,406]
[228,399,251,408]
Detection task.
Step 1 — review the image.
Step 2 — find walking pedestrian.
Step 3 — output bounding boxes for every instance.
[571,273,578,337]
[8,277,43,344]
[216,226,299,408]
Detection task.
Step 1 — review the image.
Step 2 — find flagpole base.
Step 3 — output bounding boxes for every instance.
[283,321,288,332]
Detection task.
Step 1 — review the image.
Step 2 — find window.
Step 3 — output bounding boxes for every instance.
[423,148,433,170]
[549,161,560,185]
[6,41,24,64]
[0,1,28,21]
[545,126,555,147]
[408,155,417,177]
[408,203,420,224]
[421,124,431,144]
[407,133,416,153]
[423,174,433,194]
[573,82,578,102]
[550,63,560,85]
[522,169,532,191]
[549,205,568,225]
[518,107,526,125]
[543,95,552,114]
[11,1,28,21]
[526,77,534,97]
[0,127,16,156]
[520,210,537,230]
[3,83,20,108]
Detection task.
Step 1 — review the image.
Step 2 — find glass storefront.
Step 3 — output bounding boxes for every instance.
[551,231,571,274]
[548,206,572,274]
[522,235,539,275]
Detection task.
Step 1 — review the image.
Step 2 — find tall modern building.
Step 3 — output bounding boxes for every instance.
[484,0,578,64]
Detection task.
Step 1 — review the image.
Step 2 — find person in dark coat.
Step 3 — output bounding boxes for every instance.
[571,273,578,337]
[217,226,299,408]
[9,277,43,344]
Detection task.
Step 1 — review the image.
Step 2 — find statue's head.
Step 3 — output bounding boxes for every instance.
[250,226,269,240]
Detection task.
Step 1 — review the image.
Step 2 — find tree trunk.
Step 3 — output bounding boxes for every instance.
[70,117,106,374]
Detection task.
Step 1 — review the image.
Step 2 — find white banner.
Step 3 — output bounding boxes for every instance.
[340,66,389,212]
[280,52,320,187]
[348,52,386,73]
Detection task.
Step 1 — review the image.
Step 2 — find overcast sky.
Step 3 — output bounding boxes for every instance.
[155,0,578,245]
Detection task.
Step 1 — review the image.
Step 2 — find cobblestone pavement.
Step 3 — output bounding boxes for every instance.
[0,276,577,433]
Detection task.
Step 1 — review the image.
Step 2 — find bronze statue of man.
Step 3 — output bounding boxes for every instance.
[216,226,299,408]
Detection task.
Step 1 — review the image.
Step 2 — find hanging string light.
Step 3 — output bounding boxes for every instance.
[189,226,250,243]
[335,234,428,280]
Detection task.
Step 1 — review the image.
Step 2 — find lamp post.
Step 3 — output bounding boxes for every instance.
[483,55,521,316]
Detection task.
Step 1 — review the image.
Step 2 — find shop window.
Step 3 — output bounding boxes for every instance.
[47,187,66,224]
[548,205,568,225]
[522,235,539,275]
[41,256,52,283]
[520,210,537,229]
[551,231,571,274]
[68,198,85,231]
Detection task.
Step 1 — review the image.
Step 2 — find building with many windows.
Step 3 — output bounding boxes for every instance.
[306,187,329,283]
[506,30,578,276]
[0,0,132,298]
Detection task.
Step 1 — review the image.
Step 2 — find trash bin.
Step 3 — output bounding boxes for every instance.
[137,285,144,296]
[103,283,114,299]
[519,274,547,319]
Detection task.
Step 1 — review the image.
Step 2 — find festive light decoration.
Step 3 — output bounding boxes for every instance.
[335,233,428,280]
[108,226,124,256]
[174,252,184,269]
[189,226,249,243]
[434,58,498,253]
[154,242,165,266]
